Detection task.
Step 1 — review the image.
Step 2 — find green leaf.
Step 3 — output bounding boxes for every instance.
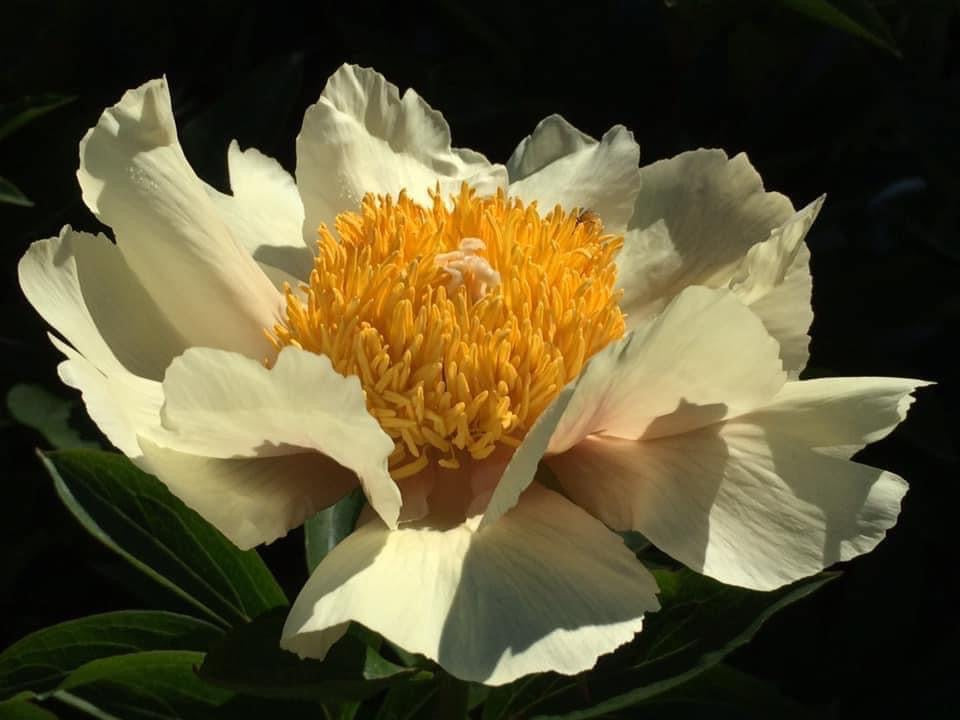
[425,673,470,720]
[305,488,365,572]
[40,449,287,628]
[527,570,837,719]
[373,681,439,720]
[0,94,75,142]
[198,608,421,702]
[325,702,362,720]
[0,702,57,719]
[6,384,99,450]
[0,176,33,207]
[51,654,336,720]
[0,694,58,720]
[633,663,811,719]
[780,0,901,56]
[56,651,232,719]
[0,611,221,699]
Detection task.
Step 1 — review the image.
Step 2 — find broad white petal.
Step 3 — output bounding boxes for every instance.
[746,244,812,377]
[507,115,641,232]
[739,377,932,458]
[616,150,798,327]
[51,336,163,460]
[282,483,659,685]
[550,286,785,454]
[256,260,304,292]
[550,376,926,590]
[206,141,314,281]
[77,77,282,359]
[147,346,401,528]
[296,64,507,239]
[19,227,186,379]
[139,440,357,549]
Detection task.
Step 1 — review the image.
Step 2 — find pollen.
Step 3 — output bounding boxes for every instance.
[268,184,625,479]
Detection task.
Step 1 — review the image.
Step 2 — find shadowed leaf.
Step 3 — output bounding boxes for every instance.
[40,450,287,628]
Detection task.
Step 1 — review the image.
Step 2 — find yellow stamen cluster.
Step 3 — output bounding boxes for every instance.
[269,184,625,479]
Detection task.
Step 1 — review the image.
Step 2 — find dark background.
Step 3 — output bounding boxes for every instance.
[1,0,957,716]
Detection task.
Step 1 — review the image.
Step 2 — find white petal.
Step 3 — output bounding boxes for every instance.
[139,439,357,549]
[550,376,926,590]
[147,346,401,528]
[728,198,822,374]
[550,286,785,455]
[746,244,812,378]
[256,260,305,292]
[617,150,808,336]
[281,483,659,685]
[52,336,163,460]
[738,377,932,458]
[728,197,823,304]
[19,227,186,379]
[478,381,578,529]
[506,115,641,232]
[206,141,314,281]
[77,77,282,359]
[296,64,507,240]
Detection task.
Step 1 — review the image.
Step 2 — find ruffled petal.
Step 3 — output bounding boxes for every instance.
[616,150,819,373]
[281,483,659,685]
[549,286,785,454]
[77,77,282,359]
[737,377,932,458]
[51,336,163,460]
[19,227,187,379]
[745,244,812,377]
[296,64,507,240]
[146,346,401,528]
[550,377,926,590]
[138,440,357,549]
[506,115,641,232]
[728,198,822,374]
[206,140,314,281]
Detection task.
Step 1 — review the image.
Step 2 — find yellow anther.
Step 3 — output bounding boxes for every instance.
[268,184,624,479]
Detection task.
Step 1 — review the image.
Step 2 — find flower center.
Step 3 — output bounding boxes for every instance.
[269,184,625,479]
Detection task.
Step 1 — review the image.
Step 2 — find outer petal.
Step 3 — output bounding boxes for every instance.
[206,140,314,281]
[146,346,401,528]
[506,115,641,232]
[139,440,357,549]
[745,244,812,377]
[737,377,932,458]
[77,77,282,359]
[52,336,163,460]
[296,64,507,240]
[550,378,926,590]
[281,483,659,685]
[617,150,793,317]
[19,227,187,379]
[616,150,818,373]
[549,286,785,454]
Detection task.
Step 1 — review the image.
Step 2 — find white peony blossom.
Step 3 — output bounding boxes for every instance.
[19,64,927,685]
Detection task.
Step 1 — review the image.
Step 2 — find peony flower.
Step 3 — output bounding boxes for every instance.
[19,64,927,686]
